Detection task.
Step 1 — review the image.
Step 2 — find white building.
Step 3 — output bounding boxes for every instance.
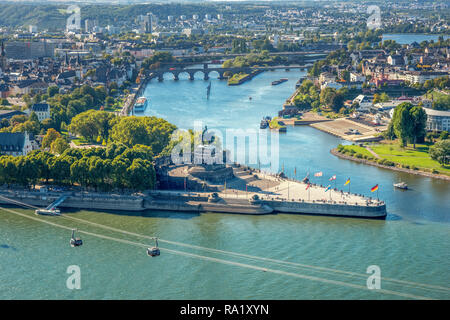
[320,81,342,90]
[27,102,50,122]
[423,108,450,132]
[350,72,366,83]
[182,28,203,37]
[404,71,449,84]
[353,95,373,111]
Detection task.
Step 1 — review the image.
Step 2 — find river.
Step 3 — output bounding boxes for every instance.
[382,33,450,44]
[0,69,449,300]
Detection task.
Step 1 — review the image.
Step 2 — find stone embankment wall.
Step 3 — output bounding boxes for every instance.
[265,199,386,218]
[0,189,386,218]
[0,191,144,211]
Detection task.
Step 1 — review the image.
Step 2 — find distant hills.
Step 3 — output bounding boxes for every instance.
[0,1,223,31]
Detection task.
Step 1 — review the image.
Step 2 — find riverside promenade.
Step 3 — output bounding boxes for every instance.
[0,166,386,219]
[153,164,387,218]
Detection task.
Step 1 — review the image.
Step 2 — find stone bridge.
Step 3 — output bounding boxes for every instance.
[146,63,308,82]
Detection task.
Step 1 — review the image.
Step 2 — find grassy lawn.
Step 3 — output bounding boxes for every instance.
[269,117,286,129]
[423,89,449,100]
[339,142,450,175]
[371,144,450,175]
[340,145,373,158]
[228,73,249,85]
[370,143,450,175]
[71,137,93,146]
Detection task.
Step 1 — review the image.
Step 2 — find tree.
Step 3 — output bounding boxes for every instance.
[110,116,176,154]
[110,117,149,147]
[320,87,344,112]
[347,40,357,51]
[384,122,396,140]
[429,139,450,166]
[29,151,54,183]
[50,156,73,184]
[391,103,427,148]
[29,112,40,124]
[142,51,175,70]
[69,110,115,142]
[50,137,70,155]
[125,159,156,191]
[392,103,414,147]
[47,86,60,97]
[410,106,427,148]
[42,128,61,149]
[432,95,450,111]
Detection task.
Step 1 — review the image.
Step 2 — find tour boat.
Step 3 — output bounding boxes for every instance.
[147,238,160,257]
[393,182,408,190]
[271,78,288,86]
[70,229,83,247]
[134,97,148,112]
[35,208,61,216]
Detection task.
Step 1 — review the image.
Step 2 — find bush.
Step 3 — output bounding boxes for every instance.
[432,169,440,174]
[355,153,363,158]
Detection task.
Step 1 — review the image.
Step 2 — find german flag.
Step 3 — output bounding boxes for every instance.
[344,178,350,186]
[371,184,379,192]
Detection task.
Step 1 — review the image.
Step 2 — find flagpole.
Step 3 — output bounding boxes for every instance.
[288,180,289,200]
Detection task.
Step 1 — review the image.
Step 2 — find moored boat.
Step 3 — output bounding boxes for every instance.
[272,78,288,86]
[134,97,148,112]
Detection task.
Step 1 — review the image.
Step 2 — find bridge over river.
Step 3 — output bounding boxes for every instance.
[146,63,310,82]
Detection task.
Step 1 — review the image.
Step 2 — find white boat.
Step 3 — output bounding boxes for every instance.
[134,97,148,112]
[35,209,61,216]
[393,182,408,190]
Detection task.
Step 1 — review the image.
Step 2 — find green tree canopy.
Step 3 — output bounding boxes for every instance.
[429,139,450,166]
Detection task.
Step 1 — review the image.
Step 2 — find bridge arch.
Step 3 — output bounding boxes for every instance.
[192,70,207,80]
[206,70,221,80]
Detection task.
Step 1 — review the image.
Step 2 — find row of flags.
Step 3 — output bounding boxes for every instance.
[288,166,379,195]
[305,174,378,193]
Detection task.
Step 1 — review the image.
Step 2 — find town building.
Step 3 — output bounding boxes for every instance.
[0,110,26,120]
[350,72,365,83]
[0,132,33,156]
[352,95,373,111]
[423,108,450,132]
[27,102,50,122]
[403,71,449,84]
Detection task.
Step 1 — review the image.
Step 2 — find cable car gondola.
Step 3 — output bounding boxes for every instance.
[70,229,83,247]
[147,238,160,257]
